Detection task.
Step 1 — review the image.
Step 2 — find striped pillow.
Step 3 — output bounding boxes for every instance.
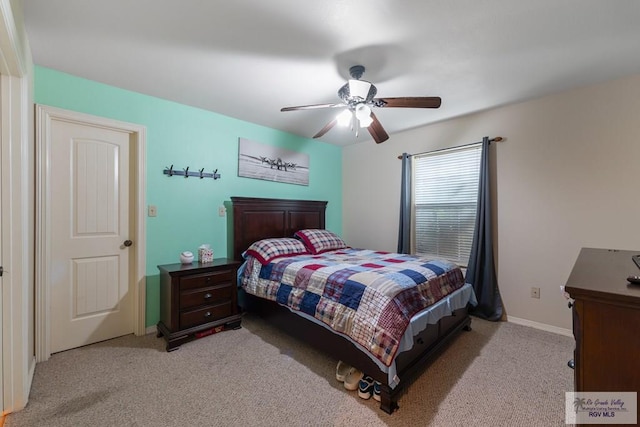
[244,238,308,265]
[294,229,347,254]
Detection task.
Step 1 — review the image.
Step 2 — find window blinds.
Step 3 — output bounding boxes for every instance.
[413,143,481,265]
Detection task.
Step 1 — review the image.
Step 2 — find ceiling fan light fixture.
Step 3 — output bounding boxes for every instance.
[358,115,373,128]
[355,103,373,127]
[347,79,374,101]
[336,109,353,127]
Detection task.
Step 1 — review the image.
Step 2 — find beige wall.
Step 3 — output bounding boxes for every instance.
[343,73,640,330]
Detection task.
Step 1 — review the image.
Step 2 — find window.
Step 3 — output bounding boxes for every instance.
[412,144,481,265]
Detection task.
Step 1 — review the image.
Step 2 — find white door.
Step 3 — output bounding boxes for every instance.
[50,119,134,353]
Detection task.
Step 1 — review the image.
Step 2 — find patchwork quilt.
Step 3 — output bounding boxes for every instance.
[239,248,465,366]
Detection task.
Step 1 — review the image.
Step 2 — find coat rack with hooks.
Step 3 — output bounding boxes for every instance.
[163,165,221,180]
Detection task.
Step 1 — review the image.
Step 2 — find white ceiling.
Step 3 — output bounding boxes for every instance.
[22,0,640,146]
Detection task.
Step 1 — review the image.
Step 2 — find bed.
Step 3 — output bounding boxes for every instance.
[231,196,474,413]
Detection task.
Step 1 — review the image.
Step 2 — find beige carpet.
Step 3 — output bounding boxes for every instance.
[6,314,574,426]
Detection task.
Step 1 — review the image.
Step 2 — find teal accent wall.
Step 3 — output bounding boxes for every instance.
[34,66,343,328]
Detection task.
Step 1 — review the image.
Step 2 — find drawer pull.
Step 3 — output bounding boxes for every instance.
[568,301,574,309]
[204,311,211,317]
[204,293,212,299]
[206,277,212,282]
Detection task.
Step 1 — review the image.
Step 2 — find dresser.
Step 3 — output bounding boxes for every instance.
[157,259,242,351]
[565,248,640,409]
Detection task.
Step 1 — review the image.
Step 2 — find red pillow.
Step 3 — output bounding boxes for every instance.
[244,238,308,265]
[294,229,347,254]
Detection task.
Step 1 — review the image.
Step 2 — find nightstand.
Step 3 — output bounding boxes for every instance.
[157,259,242,351]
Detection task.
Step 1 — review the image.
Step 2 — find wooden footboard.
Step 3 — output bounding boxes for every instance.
[242,290,471,413]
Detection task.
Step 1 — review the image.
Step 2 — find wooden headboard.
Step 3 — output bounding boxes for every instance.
[230,197,327,262]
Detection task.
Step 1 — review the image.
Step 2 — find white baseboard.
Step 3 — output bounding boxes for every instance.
[507,316,573,337]
[145,325,157,335]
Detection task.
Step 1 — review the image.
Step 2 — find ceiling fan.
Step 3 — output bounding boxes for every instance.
[281,65,441,144]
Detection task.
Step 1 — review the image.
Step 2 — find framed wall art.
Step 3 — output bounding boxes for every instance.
[237,137,309,186]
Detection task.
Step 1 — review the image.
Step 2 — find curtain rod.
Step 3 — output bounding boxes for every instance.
[397,136,503,159]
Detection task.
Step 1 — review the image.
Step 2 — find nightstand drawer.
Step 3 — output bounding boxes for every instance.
[180,284,233,310]
[180,269,234,290]
[180,302,233,329]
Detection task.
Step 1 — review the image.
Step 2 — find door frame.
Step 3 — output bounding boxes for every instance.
[0,75,3,416]
[35,105,147,361]
[1,0,35,413]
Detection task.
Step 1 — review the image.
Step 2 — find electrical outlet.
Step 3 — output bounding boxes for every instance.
[218,206,226,217]
[531,287,540,299]
[148,205,157,217]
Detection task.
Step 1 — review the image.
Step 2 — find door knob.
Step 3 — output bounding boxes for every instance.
[123,240,133,247]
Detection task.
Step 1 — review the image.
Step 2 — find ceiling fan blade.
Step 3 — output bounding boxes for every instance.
[368,112,389,144]
[313,119,337,139]
[373,97,441,109]
[281,103,344,112]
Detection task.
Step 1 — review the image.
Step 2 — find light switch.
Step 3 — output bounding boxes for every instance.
[218,206,226,217]
[148,205,157,217]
